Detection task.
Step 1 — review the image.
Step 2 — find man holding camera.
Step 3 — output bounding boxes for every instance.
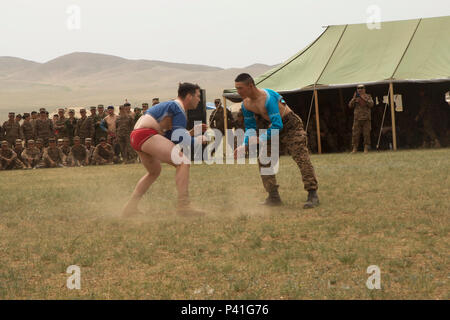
[348,84,374,153]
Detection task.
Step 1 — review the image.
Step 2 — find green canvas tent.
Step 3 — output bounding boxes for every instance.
[222,16,450,152]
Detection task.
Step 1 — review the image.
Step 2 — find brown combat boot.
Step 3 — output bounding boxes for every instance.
[303,190,319,209]
[260,187,283,206]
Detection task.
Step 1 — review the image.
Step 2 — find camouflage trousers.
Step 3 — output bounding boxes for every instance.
[0,158,25,170]
[352,119,371,148]
[258,112,318,192]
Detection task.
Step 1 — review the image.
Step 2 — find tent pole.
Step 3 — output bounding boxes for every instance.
[314,89,322,154]
[223,97,228,157]
[389,82,397,151]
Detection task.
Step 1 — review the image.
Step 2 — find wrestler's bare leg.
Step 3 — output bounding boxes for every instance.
[122,134,203,217]
[122,151,161,217]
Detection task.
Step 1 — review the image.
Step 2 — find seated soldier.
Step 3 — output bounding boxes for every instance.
[21,139,41,169]
[84,138,95,165]
[92,137,115,165]
[0,140,25,170]
[59,137,72,166]
[40,137,66,168]
[13,139,27,168]
[69,136,89,166]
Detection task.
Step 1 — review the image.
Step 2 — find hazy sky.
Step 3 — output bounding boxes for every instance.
[1,0,449,68]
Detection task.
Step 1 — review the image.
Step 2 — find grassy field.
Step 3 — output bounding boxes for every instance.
[0,148,449,299]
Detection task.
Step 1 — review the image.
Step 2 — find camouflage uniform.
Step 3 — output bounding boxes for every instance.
[93,113,107,145]
[54,116,67,140]
[22,144,41,168]
[41,145,66,168]
[0,146,25,170]
[34,118,54,146]
[115,114,134,162]
[257,112,318,194]
[75,116,94,144]
[65,116,78,145]
[21,120,35,144]
[2,120,22,147]
[70,144,89,166]
[59,142,71,166]
[93,143,115,165]
[348,93,374,149]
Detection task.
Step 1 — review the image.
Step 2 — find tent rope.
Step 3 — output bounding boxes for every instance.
[376,86,393,150]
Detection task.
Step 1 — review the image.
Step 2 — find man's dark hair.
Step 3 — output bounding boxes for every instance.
[178,82,201,99]
[31,111,37,115]
[235,73,255,86]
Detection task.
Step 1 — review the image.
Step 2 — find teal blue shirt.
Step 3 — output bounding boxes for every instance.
[241,88,284,146]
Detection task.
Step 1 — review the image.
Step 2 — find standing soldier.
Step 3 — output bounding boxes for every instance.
[69,136,89,166]
[124,101,135,119]
[134,107,142,124]
[30,111,38,132]
[75,108,94,144]
[55,108,67,140]
[88,106,100,145]
[101,106,118,144]
[209,98,235,151]
[92,137,116,165]
[116,105,134,163]
[3,112,23,147]
[0,140,25,170]
[34,108,54,147]
[65,109,78,145]
[41,137,66,168]
[142,103,149,114]
[94,104,108,145]
[21,113,34,146]
[348,84,374,153]
[21,139,41,169]
[15,114,23,125]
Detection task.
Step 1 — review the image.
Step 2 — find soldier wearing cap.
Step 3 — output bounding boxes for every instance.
[84,137,94,164]
[22,139,41,169]
[134,107,142,124]
[75,108,94,144]
[21,113,34,146]
[60,137,71,166]
[2,112,23,147]
[34,108,55,147]
[30,111,38,131]
[41,137,66,168]
[64,109,78,145]
[348,84,374,153]
[69,136,89,166]
[15,114,23,124]
[152,98,160,106]
[54,108,67,140]
[88,106,101,145]
[13,139,26,167]
[142,103,149,113]
[92,136,116,165]
[116,105,134,163]
[0,140,25,170]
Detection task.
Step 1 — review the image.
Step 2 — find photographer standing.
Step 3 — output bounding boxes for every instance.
[348,84,374,153]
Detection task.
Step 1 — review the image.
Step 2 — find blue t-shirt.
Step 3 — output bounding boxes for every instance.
[145,100,192,145]
[241,88,284,146]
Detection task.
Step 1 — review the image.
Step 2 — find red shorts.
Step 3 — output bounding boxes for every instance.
[130,128,159,151]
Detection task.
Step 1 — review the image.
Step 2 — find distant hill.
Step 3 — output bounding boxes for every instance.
[0,52,274,121]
